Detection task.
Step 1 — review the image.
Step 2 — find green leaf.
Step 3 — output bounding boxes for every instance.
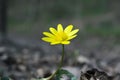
[39,78,49,80]
[32,77,50,80]
[55,69,77,80]
[1,77,10,80]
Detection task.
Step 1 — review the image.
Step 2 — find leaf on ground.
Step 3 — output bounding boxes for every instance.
[55,69,77,80]
[0,77,10,80]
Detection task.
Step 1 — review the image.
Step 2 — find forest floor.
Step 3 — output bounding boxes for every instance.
[0,36,120,80]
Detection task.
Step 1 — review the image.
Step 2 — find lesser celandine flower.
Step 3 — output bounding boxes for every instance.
[42,24,79,45]
[40,24,79,80]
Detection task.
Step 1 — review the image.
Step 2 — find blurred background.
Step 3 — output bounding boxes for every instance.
[0,0,119,56]
[0,0,120,80]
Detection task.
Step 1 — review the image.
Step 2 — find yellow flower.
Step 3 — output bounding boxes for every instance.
[42,24,79,45]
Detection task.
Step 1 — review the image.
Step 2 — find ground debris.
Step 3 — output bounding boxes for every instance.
[80,68,113,80]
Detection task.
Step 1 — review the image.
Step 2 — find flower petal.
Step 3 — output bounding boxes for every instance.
[69,29,79,36]
[61,41,70,44]
[51,42,60,45]
[67,35,77,40]
[49,27,57,35]
[64,25,73,34]
[43,32,55,38]
[42,37,54,42]
[57,24,63,32]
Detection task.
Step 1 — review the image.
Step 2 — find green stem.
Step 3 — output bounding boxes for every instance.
[47,44,65,80]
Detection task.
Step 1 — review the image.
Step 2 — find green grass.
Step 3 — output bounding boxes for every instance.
[85,26,120,37]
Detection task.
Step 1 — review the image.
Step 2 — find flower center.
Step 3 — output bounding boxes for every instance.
[56,32,68,41]
[61,32,68,41]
